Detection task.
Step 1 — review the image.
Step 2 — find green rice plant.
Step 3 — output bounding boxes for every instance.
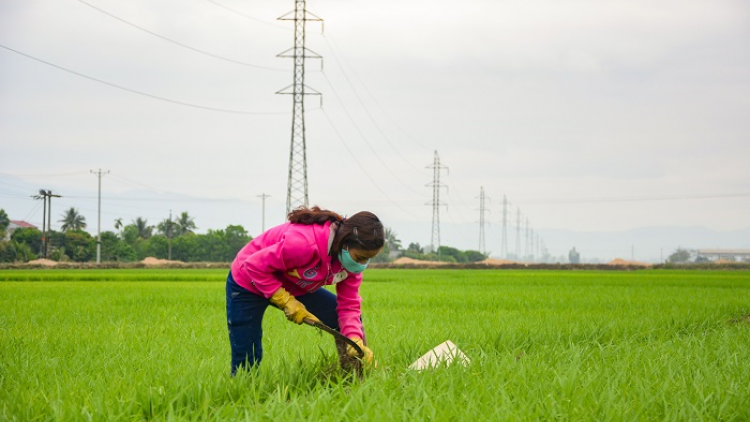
[1,269,749,421]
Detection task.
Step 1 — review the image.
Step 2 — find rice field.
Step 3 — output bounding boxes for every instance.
[1,268,749,421]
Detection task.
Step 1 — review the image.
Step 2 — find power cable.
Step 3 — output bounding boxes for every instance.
[75,0,287,71]
[0,171,89,179]
[0,43,288,115]
[202,0,290,31]
[322,34,428,175]
[318,108,421,218]
[324,33,430,151]
[516,192,750,205]
[320,73,427,198]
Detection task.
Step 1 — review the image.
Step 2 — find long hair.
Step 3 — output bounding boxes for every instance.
[332,211,385,255]
[287,206,343,225]
[288,206,385,254]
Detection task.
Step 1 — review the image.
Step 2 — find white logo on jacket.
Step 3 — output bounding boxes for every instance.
[332,270,348,284]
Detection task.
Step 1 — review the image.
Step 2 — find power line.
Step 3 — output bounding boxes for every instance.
[0,43,288,115]
[322,34,428,176]
[515,192,750,204]
[75,0,287,71]
[203,0,291,31]
[320,73,426,198]
[319,108,419,218]
[323,32,430,151]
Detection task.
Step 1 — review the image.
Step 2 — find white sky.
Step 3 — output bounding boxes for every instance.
[1,0,749,260]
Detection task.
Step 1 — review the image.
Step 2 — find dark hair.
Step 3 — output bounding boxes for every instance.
[332,211,385,255]
[287,206,343,225]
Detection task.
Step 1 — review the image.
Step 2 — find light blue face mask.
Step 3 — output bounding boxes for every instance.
[339,249,370,274]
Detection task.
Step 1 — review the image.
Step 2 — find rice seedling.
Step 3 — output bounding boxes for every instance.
[1,269,749,421]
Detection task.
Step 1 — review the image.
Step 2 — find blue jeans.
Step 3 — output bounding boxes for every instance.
[225,271,341,375]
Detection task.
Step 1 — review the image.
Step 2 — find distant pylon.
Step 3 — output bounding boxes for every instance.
[501,195,508,259]
[477,186,489,255]
[426,151,448,259]
[515,207,521,260]
[525,217,530,261]
[277,0,323,214]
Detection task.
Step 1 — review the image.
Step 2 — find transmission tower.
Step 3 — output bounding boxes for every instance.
[515,207,521,260]
[477,186,489,254]
[277,1,323,214]
[501,195,508,259]
[426,151,448,258]
[525,217,530,262]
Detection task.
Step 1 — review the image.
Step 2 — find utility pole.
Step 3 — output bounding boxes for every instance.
[477,186,489,255]
[33,190,47,257]
[277,0,323,214]
[257,193,271,233]
[91,169,109,264]
[32,190,61,258]
[46,191,60,258]
[426,151,448,260]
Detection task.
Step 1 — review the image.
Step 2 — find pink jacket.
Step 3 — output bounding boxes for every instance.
[230,221,364,339]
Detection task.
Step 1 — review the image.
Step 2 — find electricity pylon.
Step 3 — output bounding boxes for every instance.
[426,151,448,259]
[277,0,323,214]
[501,195,508,259]
[477,186,489,255]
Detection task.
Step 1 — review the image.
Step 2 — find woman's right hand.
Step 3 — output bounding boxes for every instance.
[269,288,320,325]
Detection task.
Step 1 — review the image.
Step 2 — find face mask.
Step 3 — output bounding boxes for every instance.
[339,249,370,274]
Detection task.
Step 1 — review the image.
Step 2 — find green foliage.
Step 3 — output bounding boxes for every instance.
[0,241,16,262]
[669,248,692,263]
[224,225,250,254]
[463,249,488,262]
[175,211,197,236]
[130,217,153,239]
[12,241,36,262]
[0,208,9,239]
[62,230,95,262]
[121,225,139,246]
[11,227,42,254]
[407,242,423,253]
[59,207,87,232]
[437,245,466,262]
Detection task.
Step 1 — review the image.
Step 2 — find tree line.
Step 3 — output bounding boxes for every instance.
[0,207,489,264]
[0,208,251,263]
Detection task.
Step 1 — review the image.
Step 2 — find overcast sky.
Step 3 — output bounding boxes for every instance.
[1,0,749,260]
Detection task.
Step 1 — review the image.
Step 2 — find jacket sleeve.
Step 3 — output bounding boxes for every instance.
[335,273,364,339]
[239,233,316,298]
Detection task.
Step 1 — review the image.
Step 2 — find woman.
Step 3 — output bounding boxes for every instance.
[226,206,385,375]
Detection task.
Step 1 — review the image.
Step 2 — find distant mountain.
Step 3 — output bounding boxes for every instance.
[539,226,750,264]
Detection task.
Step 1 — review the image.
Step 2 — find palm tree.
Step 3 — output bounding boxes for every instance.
[114,218,123,234]
[385,227,402,251]
[132,217,153,239]
[175,212,196,236]
[59,207,87,232]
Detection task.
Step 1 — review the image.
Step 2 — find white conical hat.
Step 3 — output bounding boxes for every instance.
[409,340,471,371]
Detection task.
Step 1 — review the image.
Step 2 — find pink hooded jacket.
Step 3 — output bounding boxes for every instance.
[230,220,364,339]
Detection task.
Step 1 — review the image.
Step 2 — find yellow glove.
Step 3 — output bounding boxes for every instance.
[269,288,320,325]
[346,337,374,365]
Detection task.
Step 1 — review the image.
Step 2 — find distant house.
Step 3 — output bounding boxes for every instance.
[4,220,38,241]
[695,249,750,262]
